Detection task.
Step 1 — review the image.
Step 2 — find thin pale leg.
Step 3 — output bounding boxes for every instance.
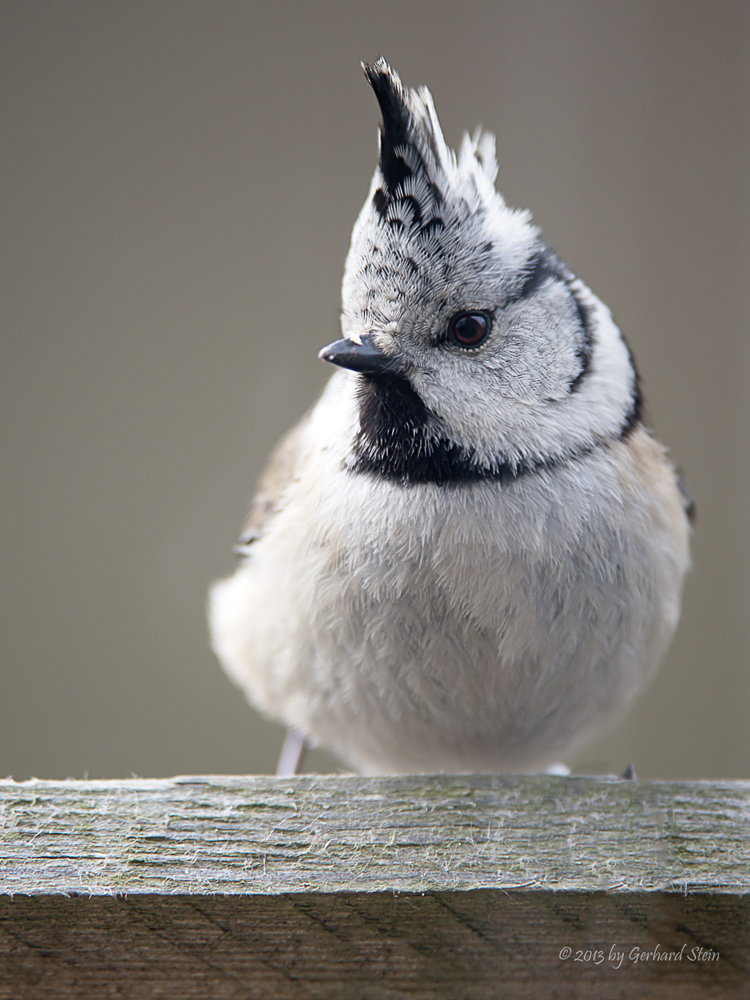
[276,727,308,776]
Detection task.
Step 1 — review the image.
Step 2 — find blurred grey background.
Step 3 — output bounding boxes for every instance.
[1,1,748,780]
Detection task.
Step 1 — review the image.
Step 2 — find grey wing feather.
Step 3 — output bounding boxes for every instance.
[675,470,695,523]
[234,414,311,556]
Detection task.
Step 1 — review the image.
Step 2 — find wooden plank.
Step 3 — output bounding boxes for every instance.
[0,891,746,999]
[1,774,748,998]
[2,773,749,895]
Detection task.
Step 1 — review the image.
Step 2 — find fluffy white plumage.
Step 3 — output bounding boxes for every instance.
[209,59,691,774]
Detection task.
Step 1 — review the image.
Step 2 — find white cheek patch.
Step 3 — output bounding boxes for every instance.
[409,281,635,471]
[495,283,587,399]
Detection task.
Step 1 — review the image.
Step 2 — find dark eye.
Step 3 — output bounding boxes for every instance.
[449,311,490,348]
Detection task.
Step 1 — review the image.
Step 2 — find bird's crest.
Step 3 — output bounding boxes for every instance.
[342,59,538,337]
[361,58,500,239]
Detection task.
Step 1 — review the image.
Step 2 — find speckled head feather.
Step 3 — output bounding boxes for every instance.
[342,60,542,346]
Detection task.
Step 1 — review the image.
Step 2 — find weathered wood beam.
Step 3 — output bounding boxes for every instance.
[1,774,748,998]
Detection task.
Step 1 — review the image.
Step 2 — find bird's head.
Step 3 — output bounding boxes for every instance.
[320,59,639,484]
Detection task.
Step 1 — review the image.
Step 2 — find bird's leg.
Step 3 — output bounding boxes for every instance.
[545,762,571,776]
[276,727,308,776]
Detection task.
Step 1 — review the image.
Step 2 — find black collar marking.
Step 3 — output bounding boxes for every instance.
[353,374,570,485]
[351,370,639,486]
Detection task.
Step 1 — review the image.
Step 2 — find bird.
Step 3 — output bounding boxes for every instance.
[209,58,691,776]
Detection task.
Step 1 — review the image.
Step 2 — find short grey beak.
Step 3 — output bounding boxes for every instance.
[318,333,396,375]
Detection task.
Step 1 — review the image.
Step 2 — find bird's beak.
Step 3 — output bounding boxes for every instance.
[318,333,397,375]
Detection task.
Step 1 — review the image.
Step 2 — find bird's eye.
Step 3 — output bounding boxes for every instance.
[449,312,490,348]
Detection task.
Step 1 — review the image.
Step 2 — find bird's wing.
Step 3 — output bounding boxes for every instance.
[235,412,312,554]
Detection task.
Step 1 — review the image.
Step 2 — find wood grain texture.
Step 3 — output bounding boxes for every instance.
[1,774,748,997]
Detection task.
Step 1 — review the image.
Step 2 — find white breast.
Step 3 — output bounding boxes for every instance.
[209,373,690,774]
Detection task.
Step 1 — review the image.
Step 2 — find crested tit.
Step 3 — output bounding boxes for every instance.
[209,59,691,775]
